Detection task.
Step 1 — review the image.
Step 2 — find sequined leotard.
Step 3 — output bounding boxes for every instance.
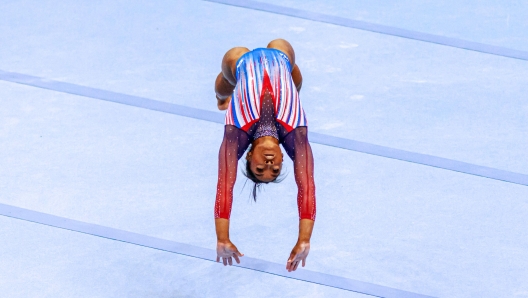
[214,48,316,221]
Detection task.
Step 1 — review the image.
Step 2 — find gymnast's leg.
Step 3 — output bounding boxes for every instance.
[267,39,302,92]
[215,46,249,110]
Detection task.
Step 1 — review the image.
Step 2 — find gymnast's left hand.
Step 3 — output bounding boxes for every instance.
[286,240,310,272]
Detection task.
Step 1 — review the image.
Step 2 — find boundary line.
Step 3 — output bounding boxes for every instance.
[203,0,528,62]
[1,70,527,187]
[0,203,434,298]
[308,132,528,186]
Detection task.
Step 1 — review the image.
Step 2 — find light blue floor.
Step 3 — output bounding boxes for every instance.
[1,0,527,297]
[260,0,528,51]
[2,0,527,173]
[0,216,366,298]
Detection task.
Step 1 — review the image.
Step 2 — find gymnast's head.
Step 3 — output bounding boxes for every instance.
[243,136,284,200]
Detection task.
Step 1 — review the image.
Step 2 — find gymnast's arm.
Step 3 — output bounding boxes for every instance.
[282,127,316,271]
[214,125,250,265]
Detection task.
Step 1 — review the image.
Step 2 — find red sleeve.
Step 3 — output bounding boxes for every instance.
[214,126,250,219]
[282,127,316,221]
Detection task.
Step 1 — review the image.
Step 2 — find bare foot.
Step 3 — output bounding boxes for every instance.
[217,96,231,110]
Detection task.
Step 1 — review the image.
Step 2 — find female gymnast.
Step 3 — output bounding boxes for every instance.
[214,39,316,272]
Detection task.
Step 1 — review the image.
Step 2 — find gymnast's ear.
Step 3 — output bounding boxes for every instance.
[246,151,252,160]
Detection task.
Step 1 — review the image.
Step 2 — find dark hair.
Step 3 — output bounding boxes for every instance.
[242,147,286,202]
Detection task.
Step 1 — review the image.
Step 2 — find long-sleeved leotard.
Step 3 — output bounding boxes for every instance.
[214,121,316,220]
[214,47,316,221]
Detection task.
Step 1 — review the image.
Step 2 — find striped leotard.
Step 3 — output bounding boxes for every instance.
[225,48,307,132]
[215,48,316,221]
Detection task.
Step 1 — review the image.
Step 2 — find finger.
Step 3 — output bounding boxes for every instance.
[286,261,292,271]
[302,258,306,267]
[222,257,227,266]
[233,254,241,264]
[228,257,233,266]
[287,252,296,263]
[216,256,220,262]
[293,261,299,271]
[291,261,296,271]
[236,250,244,257]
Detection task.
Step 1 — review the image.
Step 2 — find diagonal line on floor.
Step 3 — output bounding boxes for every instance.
[203,0,528,61]
[1,70,527,187]
[0,203,434,298]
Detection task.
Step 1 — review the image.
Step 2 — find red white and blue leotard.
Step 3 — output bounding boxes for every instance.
[225,48,307,132]
[215,48,316,221]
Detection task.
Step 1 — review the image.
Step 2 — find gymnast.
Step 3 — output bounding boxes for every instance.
[214,39,316,272]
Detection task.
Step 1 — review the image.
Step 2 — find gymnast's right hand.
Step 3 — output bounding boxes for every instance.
[216,240,244,266]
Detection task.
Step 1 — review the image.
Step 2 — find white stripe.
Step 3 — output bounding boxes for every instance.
[227,48,306,130]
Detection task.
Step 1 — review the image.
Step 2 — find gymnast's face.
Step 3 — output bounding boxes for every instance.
[247,138,283,183]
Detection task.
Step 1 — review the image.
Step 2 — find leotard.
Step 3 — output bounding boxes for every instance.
[215,48,316,221]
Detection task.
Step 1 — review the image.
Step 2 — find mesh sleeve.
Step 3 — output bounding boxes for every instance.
[214,125,250,219]
[282,127,316,220]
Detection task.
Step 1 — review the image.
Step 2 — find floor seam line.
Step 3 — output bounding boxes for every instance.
[0,70,527,187]
[0,203,434,298]
[203,0,528,61]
